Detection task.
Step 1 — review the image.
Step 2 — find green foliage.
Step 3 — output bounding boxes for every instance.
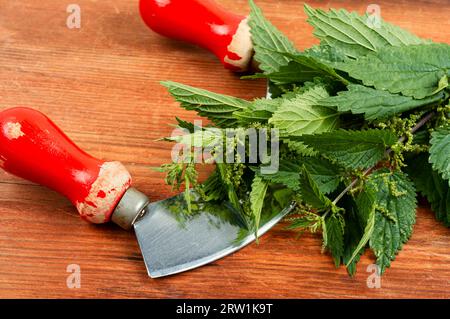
[251,60,323,85]
[295,129,397,169]
[216,163,246,216]
[256,156,341,194]
[337,44,450,99]
[345,186,376,268]
[256,157,342,194]
[430,125,450,183]
[303,157,342,194]
[406,154,450,226]
[250,175,269,233]
[255,160,302,191]
[161,81,251,127]
[299,166,333,210]
[157,162,199,214]
[365,169,417,274]
[234,98,282,125]
[248,0,297,73]
[304,44,347,64]
[255,52,349,85]
[269,85,340,136]
[283,139,317,157]
[320,84,445,120]
[341,197,366,276]
[283,52,350,84]
[201,168,226,202]
[165,128,222,149]
[304,4,427,59]
[159,1,449,277]
[323,213,345,268]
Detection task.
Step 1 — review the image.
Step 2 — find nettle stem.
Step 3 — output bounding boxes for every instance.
[331,111,435,206]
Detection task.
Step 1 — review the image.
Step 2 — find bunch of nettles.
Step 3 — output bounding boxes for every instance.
[159,0,449,275]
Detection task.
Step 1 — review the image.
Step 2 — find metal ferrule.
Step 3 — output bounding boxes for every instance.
[111,187,150,230]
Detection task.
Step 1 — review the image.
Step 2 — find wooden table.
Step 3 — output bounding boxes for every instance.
[0,0,449,299]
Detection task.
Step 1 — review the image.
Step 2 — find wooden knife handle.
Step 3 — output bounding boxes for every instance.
[139,0,253,72]
[0,107,132,224]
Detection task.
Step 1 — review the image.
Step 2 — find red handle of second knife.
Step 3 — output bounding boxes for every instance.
[0,107,132,224]
[139,0,253,71]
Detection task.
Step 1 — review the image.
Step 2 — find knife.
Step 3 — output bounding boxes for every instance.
[0,107,294,278]
[139,0,254,72]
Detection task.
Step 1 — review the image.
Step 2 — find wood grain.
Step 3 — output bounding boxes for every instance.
[0,0,449,299]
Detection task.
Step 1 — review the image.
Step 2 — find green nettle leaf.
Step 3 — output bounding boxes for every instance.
[286,53,350,84]
[250,175,269,233]
[304,4,428,59]
[255,60,324,85]
[175,117,196,132]
[320,84,445,120]
[324,213,345,268]
[302,157,342,194]
[406,154,450,226]
[269,85,339,136]
[299,166,333,210]
[434,75,449,94]
[257,51,349,85]
[366,169,417,274]
[248,0,297,73]
[201,169,227,202]
[429,125,450,183]
[272,188,294,209]
[295,129,397,169]
[234,98,283,125]
[304,44,348,64]
[161,81,251,127]
[342,196,368,276]
[283,139,317,157]
[337,44,450,99]
[165,128,223,149]
[255,160,302,191]
[256,156,341,194]
[345,188,377,268]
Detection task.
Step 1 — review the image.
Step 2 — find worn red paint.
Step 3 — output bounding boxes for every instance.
[139,0,253,71]
[85,201,98,208]
[226,51,242,61]
[0,107,132,224]
[97,190,106,198]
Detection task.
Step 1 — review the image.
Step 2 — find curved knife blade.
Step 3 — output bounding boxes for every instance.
[134,191,295,278]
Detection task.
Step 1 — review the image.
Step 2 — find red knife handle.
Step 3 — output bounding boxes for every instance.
[0,107,132,224]
[139,0,253,72]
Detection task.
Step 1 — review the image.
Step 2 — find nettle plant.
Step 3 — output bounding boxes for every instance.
[159,1,450,275]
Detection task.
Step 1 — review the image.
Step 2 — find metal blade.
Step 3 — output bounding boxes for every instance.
[134,192,295,278]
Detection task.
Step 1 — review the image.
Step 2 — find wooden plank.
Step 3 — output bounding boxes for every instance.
[0,0,448,298]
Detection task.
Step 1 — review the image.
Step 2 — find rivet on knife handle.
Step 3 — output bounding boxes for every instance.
[0,107,145,229]
[139,0,254,72]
